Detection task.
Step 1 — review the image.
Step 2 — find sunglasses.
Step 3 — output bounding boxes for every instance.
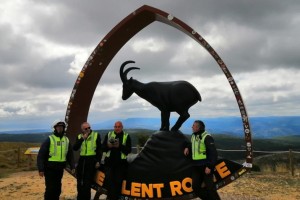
[84,127,91,130]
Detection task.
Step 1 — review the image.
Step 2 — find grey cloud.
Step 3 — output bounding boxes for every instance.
[2,56,75,91]
[22,56,75,89]
[30,1,145,46]
[0,24,32,66]
[1,0,300,131]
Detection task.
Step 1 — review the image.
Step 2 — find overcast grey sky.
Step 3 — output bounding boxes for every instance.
[0,0,299,131]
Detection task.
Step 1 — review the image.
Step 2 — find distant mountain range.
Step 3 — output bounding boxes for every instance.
[92,116,300,138]
[1,116,299,138]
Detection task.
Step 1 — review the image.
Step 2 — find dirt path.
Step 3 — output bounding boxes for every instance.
[0,171,299,200]
[218,172,300,200]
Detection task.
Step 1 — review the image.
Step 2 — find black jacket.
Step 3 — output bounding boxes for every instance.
[37,132,75,172]
[102,131,132,166]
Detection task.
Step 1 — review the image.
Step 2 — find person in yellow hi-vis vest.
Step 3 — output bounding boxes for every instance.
[183,120,220,200]
[37,120,75,200]
[102,121,132,200]
[73,122,102,200]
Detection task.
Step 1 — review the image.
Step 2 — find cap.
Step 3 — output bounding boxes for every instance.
[55,121,66,127]
[52,120,66,129]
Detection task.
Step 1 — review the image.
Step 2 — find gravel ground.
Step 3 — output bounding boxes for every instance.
[0,171,299,200]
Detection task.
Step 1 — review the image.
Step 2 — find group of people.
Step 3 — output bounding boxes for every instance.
[37,119,220,200]
[37,120,131,200]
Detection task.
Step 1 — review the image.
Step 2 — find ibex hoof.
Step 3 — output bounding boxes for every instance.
[160,127,169,131]
[171,127,179,131]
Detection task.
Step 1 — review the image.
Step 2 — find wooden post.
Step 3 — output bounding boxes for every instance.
[289,149,294,176]
[136,145,141,154]
[17,147,20,168]
[29,154,32,168]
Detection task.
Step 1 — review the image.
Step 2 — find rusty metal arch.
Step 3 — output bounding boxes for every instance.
[65,4,253,189]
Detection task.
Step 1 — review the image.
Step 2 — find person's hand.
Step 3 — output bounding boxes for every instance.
[205,167,211,175]
[108,140,119,148]
[82,132,89,140]
[95,162,100,169]
[107,142,113,148]
[183,148,189,156]
[113,140,119,148]
[39,172,44,177]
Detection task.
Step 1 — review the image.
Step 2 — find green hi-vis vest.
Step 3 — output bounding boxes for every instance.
[48,134,69,162]
[105,131,128,159]
[191,131,210,160]
[78,131,98,156]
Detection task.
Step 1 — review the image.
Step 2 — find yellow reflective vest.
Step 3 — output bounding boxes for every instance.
[191,131,210,160]
[78,131,98,156]
[48,134,69,162]
[105,131,128,159]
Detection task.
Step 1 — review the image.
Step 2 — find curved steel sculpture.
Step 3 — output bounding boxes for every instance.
[65,5,253,198]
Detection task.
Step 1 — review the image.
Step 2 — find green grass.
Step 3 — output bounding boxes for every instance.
[1,133,299,177]
[0,142,40,178]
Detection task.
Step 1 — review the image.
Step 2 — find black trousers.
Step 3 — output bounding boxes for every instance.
[192,166,221,200]
[105,164,127,200]
[44,168,64,200]
[76,156,97,200]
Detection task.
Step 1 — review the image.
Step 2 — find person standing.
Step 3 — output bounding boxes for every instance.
[73,122,102,200]
[183,120,221,200]
[37,120,75,200]
[102,121,132,200]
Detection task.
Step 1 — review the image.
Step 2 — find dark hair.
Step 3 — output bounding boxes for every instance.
[194,120,205,129]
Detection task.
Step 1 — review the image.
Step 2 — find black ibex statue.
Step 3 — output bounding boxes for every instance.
[120,60,202,131]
